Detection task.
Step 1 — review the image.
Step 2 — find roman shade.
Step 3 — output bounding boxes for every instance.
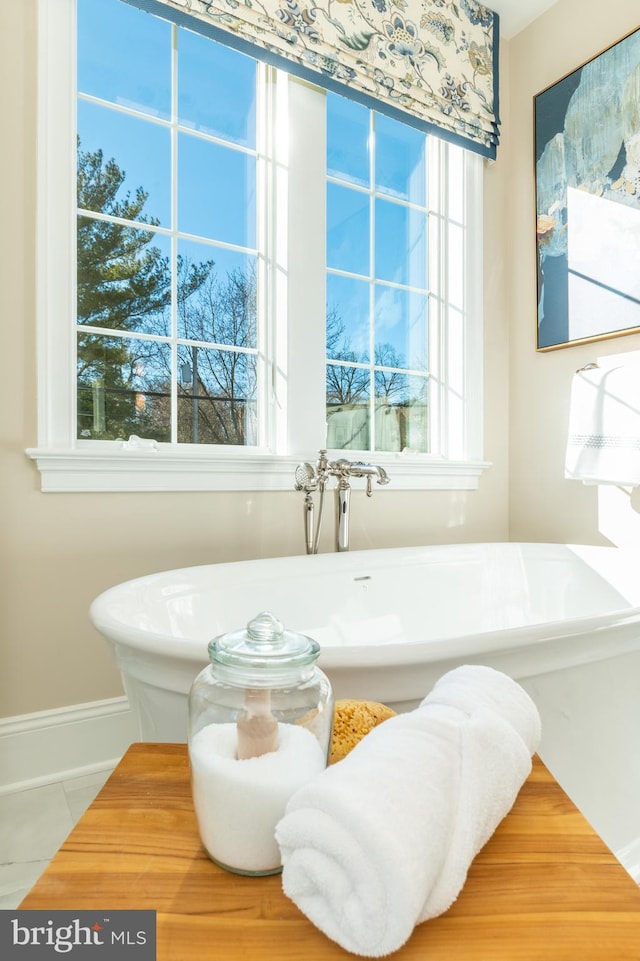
[126,0,500,158]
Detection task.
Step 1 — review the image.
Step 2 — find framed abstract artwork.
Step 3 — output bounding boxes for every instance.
[535,26,640,351]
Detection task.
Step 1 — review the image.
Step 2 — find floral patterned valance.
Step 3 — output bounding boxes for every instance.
[126,0,500,158]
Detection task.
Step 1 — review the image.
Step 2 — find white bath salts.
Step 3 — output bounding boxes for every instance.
[190,721,326,874]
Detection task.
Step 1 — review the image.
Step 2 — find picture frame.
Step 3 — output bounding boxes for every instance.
[534,26,640,351]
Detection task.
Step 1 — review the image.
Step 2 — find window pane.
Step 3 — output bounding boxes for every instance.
[375,285,428,371]
[326,273,370,363]
[326,366,370,450]
[374,372,428,453]
[178,30,256,147]
[77,100,171,226]
[77,0,171,119]
[327,93,369,187]
[375,113,426,206]
[177,240,257,347]
[177,347,257,445]
[77,218,171,336]
[77,334,172,441]
[375,199,427,288]
[327,183,370,275]
[178,134,256,247]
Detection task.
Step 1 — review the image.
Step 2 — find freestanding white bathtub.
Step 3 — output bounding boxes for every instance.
[90,542,640,881]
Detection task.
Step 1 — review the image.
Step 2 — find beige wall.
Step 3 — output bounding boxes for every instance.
[508,0,640,543]
[0,0,511,718]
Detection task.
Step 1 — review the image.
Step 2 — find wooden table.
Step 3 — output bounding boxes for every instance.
[21,743,640,959]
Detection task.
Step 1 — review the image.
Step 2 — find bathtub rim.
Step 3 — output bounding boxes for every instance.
[89,541,640,670]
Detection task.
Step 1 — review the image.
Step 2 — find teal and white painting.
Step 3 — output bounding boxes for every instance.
[535,27,640,350]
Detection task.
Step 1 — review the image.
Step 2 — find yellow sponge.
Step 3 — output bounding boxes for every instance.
[329,698,397,764]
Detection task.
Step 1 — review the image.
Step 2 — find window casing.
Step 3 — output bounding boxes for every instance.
[28,0,489,492]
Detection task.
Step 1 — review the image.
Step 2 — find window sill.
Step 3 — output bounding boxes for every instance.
[25,447,491,493]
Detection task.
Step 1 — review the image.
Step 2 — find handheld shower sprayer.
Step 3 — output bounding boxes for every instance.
[294,463,317,555]
[294,463,316,492]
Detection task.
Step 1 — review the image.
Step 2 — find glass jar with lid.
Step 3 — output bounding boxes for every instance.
[188,611,334,875]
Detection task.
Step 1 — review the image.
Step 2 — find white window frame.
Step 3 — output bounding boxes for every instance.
[27,0,490,493]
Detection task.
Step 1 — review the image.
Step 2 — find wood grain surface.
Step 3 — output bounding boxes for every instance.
[20,742,640,959]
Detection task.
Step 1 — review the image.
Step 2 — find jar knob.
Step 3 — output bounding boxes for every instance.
[246,612,284,644]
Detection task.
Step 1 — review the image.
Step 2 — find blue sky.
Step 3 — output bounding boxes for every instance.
[77,0,257,249]
[77,0,429,383]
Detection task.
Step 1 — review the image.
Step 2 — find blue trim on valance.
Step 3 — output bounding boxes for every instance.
[124,0,500,159]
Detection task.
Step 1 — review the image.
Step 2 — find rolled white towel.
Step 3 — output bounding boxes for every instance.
[275,665,541,957]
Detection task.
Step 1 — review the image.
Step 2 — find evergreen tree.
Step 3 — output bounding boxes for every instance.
[76,141,212,440]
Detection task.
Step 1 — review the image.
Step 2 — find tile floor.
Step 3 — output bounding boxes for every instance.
[0,767,115,909]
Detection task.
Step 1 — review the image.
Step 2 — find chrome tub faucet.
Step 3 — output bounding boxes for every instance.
[294,449,390,554]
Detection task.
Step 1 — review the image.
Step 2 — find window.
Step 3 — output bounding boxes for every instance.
[326,96,431,455]
[75,0,260,447]
[29,0,488,492]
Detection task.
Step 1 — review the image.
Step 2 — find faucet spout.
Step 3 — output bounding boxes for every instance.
[343,461,390,494]
[371,464,390,485]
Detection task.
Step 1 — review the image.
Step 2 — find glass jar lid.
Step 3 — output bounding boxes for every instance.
[208,612,320,686]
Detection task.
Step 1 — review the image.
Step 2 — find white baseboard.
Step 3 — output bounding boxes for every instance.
[0,696,140,795]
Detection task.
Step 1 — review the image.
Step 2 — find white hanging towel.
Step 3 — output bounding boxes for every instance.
[275,665,541,958]
[565,365,640,485]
